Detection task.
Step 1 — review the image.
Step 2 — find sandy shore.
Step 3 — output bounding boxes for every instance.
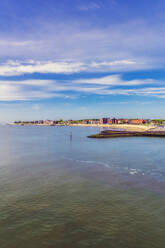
[70,123,151,132]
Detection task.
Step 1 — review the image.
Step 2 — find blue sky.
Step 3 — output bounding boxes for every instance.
[1,0,165,121]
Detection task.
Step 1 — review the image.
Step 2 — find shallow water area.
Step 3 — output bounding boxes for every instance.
[0,125,165,248]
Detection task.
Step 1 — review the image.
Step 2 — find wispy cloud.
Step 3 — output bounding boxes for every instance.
[0,80,67,101]
[0,19,164,72]
[0,75,164,101]
[91,60,136,67]
[0,61,85,76]
[0,40,38,47]
[75,75,156,86]
[0,59,146,76]
[78,2,103,11]
[96,87,165,98]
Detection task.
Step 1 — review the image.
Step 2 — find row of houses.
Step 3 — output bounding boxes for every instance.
[82,120,100,124]
[15,118,150,126]
[63,118,149,125]
[76,118,149,125]
[14,120,59,125]
[32,120,58,125]
[100,118,149,125]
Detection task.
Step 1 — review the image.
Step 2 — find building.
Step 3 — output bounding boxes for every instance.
[89,120,100,124]
[112,118,118,124]
[38,120,44,124]
[108,119,113,124]
[100,117,118,124]
[42,120,55,125]
[82,120,89,124]
[100,118,109,124]
[129,119,146,125]
[118,119,129,124]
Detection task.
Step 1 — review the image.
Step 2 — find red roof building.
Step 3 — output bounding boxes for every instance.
[129,119,145,124]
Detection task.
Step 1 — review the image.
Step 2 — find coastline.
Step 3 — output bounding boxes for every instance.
[10,123,152,132]
[69,123,151,131]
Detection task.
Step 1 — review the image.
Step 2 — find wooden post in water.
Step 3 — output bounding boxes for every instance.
[70,132,72,142]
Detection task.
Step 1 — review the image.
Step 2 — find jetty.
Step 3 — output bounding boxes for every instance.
[88,129,165,138]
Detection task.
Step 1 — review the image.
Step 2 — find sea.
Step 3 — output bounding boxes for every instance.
[0,125,165,248]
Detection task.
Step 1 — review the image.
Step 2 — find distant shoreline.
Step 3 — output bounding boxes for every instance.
[10,123,155,132]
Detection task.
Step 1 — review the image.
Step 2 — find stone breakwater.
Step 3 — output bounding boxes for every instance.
[88,129,165,138]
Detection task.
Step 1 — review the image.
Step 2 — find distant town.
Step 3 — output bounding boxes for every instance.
[13,118,165,126]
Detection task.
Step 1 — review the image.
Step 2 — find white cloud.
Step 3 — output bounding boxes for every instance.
[0,79,66,101]
[75,75,156,86]
[0,19,164,72]
[78,2,103,11]
[0,60,142,76]
[96,87,165,97]
[0,61,85,76]
[91,60,136,67]
[0,75,164,101]
[0,40,38,47]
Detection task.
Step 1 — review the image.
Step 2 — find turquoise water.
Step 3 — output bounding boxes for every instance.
[0,125,165,248]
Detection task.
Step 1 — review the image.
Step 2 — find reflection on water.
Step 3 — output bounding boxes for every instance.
[0,125,165,248]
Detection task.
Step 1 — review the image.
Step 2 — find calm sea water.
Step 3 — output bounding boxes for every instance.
[0,125,165,248]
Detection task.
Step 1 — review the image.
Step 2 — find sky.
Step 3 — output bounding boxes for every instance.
[1,0,165,121]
